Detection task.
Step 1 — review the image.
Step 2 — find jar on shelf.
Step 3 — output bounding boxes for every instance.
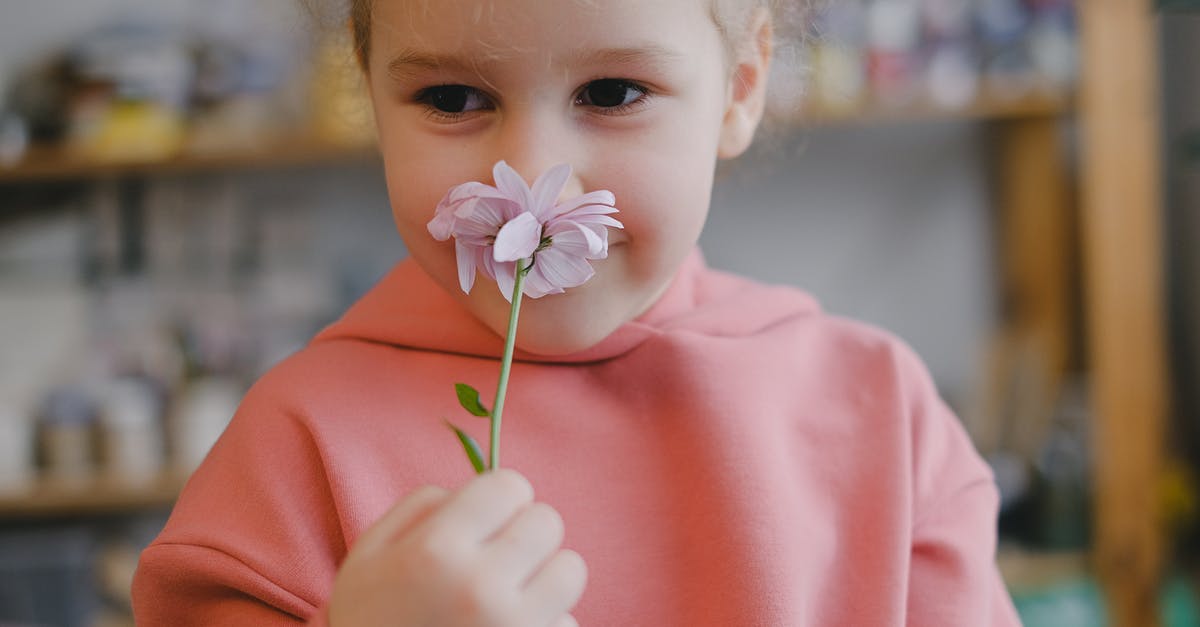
[37,386,99,486]
[99,377,165,485]
[0,402,36,493]
[171,377,240,472]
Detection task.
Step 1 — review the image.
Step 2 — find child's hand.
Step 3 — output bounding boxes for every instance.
[328,469,587,627]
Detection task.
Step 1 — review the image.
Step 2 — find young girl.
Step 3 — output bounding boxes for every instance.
[133,0,1022,624]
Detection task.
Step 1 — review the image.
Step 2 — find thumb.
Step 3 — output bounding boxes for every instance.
[350,485,451,555]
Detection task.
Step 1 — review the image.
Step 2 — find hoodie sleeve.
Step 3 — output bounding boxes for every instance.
[133,543,333,626]
[132,374,344,626]
[893,341,1023,626]
[906,470,1023,626]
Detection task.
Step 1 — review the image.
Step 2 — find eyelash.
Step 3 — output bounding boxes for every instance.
[413,85,492,123]
[574,79,651,116]
[412,79,652,122]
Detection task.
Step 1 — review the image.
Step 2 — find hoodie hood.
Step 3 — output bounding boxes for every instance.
[313,247,821,364]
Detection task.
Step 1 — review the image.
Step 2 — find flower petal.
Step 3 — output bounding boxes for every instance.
[571,213,624,230]
[452,197,519,246]
[450,181,509,202]
[532,246,595,293]
[492,161,534,212]
[490,257,518,302]
[492,212,542,262]
[429,192,469,240]
[431,180,518,241]
[456,241,479,294]
[548,190,616,220]
[477,247,497,280]
[431,161,623,298]
[467,195,525,224]
[428,206,457,241]
[558,203,621,222]
[585,224,611,258]
[544,221,604,257]
[522,265,562,299]
[573,221,606,256]
[530,163,572,219]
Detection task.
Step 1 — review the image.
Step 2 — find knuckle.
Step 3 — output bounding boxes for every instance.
[490,469,534,503]
[420,523,460,559]
[459,574,515,622]
[410,529,462,571]
[411,534,441,562]
[527,503,564,538]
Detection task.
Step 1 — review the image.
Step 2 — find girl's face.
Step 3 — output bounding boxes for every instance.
[366,0,768,355]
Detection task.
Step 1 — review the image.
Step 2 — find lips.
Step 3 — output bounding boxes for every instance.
[607,233,629,246]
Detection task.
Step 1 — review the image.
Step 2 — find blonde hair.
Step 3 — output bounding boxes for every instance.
[338,0,806,71]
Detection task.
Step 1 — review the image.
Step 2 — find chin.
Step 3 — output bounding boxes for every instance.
[515,334,602,356]
[511,290,623,356]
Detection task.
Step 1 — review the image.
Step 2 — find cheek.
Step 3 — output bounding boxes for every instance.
[370,98,487,234]
[606,95,723,218]
[383,166,435,238]
[609,160,713,279]
[380,153,461,285]
[604,123,719,244]
[385,179,462,299]
[380,140,477,234]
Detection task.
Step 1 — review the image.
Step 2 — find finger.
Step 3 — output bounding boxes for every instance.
[483,502,564,583]
[351,485,451,555]
[522,549,587,625]
[422,468,535,544]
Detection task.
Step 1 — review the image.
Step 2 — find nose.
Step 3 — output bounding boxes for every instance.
[491,110,584,202]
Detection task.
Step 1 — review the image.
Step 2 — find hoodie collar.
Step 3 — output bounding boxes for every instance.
[313,249,707,364]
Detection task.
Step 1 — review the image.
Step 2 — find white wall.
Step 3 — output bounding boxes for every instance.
[705,122,996,403]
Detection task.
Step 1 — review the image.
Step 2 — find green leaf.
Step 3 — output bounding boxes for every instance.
[446,421,486,474]
[454,383,491,417]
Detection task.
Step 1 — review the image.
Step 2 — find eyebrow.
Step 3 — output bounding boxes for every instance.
[385,45,686,81]
[386,51,471,79]
[572,45,686,68]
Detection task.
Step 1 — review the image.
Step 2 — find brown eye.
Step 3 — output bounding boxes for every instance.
[418,85,491,113]
[577,79,645,108]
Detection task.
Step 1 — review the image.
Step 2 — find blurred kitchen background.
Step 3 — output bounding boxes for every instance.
[0,0,1195,625]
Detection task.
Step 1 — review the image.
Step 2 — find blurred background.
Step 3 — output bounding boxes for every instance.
[0,0,1195,625]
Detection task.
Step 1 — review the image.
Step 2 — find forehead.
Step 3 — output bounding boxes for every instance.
[370,0,721,64]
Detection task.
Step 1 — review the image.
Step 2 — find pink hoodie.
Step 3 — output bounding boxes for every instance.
[133,249,1021,626]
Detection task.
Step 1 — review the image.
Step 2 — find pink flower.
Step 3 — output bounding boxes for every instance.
[427,161,623,301]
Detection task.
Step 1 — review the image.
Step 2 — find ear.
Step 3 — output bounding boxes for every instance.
[718,8,773,160]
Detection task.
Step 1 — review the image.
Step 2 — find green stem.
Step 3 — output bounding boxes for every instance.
[489,258,527,470]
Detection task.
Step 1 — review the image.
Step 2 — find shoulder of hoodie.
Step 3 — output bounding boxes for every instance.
[690,268,967,466]
[673,264,933,373]
[236,325,421,421]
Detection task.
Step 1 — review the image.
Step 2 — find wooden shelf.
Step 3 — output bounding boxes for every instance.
[0,134,378,183]
[998,547,1091,593]
[785,88,1073,128]
[0,471,189,518]
[0,89,1072,185]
